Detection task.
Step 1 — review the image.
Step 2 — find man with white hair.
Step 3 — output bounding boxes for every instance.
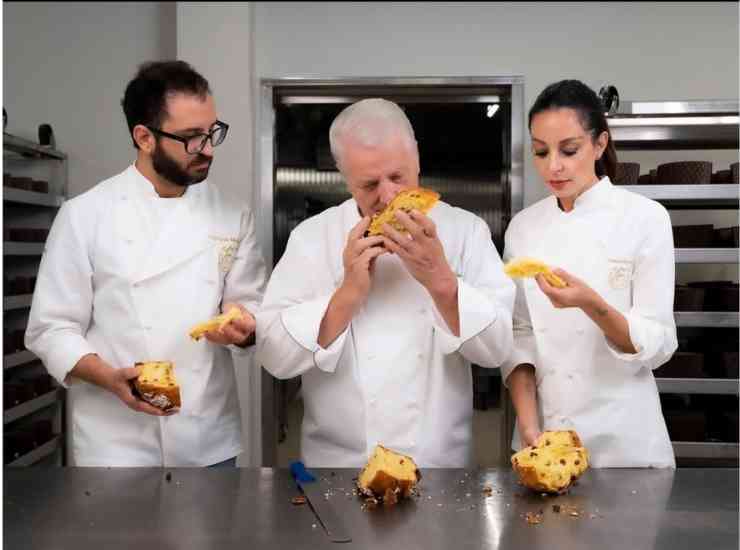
[256,98,515,468]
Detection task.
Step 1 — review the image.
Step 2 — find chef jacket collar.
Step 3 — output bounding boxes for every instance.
[129,163,204,201]
[554,175,612,215]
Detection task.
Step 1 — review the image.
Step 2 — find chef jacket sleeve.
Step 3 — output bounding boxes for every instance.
[223,207,268,357]
[431,216,515,368]
[604,203,678,371]
[498,221,538,385]
[255,230,349,378]
[24,202,98,388]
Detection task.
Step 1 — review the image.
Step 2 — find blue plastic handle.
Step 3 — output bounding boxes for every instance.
[289,460,316,483]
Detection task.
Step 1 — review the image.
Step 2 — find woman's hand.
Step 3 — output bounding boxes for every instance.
[537,268,637,354]
[535,268,599,310]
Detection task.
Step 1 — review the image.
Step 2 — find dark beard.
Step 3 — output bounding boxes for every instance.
[151,144,211,187]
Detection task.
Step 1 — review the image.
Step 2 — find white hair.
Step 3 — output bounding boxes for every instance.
[329,98,418,169]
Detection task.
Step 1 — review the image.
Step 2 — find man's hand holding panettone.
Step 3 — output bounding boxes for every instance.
[340,216,388,305]
[382,209,457,296]
[201,302,257,348]
[317,216,388,348]
[382,209,460,335]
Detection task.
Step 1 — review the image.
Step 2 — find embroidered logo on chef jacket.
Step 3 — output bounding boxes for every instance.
[607,259,633,290]
[210,236,239,273]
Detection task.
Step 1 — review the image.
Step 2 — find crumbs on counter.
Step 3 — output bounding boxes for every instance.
[525,510,544,524]
[291,495,307,506]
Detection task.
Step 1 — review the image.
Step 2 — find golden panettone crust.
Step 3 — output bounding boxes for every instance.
[367,187,440,237]
[132,361,181,411]
[511,430,589,494]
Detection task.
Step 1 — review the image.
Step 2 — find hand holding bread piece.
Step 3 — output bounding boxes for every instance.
[131,361,181,411]
[503,257,567,288]
[189,307,244,341]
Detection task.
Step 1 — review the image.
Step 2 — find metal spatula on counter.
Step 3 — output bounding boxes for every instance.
[290,461,352,543]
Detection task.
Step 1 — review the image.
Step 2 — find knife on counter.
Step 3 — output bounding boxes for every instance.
[290,461,352,543]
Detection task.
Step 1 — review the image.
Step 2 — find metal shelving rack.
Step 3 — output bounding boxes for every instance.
[609,99,739,463]
[3,132,67,466]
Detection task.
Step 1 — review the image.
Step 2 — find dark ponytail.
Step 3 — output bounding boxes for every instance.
[528,79,617,182]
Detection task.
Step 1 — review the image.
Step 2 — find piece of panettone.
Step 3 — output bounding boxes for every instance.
[367,187,440,237]
[133,361,181,411]
[357,444,421,504]
[511,430,589,494]
[189,307,243,341]
[503,257,567,288]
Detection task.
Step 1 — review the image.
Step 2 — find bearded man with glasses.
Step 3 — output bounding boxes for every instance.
[25,60,268,468]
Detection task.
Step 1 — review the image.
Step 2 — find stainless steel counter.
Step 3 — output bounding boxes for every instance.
[4,468,738,549]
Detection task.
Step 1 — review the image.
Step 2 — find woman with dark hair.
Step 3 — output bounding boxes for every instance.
[501,79,677,468]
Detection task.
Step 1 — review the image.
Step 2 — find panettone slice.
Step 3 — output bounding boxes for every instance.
[367,187,440,237]
[511,430,589,494]
[133,361,181,411]
[357,444,421,504]
[503,257,567,288]
[189,307,243,341]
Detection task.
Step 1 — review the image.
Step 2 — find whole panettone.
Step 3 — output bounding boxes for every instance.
[511,430,589,494]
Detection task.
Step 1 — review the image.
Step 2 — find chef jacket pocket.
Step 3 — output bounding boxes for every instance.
[604,258,634,311]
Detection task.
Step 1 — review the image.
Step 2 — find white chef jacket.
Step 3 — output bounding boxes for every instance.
[255,198,515,468]
[25,164,267,466]
[501,176,677,468]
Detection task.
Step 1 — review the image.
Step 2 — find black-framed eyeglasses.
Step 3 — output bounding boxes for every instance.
[146,120,229,154]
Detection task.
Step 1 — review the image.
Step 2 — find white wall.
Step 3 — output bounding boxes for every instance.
[176,3,263,467]
[6,2,736,206]
[3,2,173,198]
[254,1,739,206]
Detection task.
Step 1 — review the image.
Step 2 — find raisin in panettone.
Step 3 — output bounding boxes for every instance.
[367,188,440,237]
[511,430,589,494]
[133,361,181,411]
[357,444,420,505]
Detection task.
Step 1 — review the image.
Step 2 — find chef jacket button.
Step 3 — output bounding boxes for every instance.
[417,353,424,360]
[409,441,415,447]
[576,328,585,335]
[367,353,376,360]
[418,308,426,315]
[369,399,377,406]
